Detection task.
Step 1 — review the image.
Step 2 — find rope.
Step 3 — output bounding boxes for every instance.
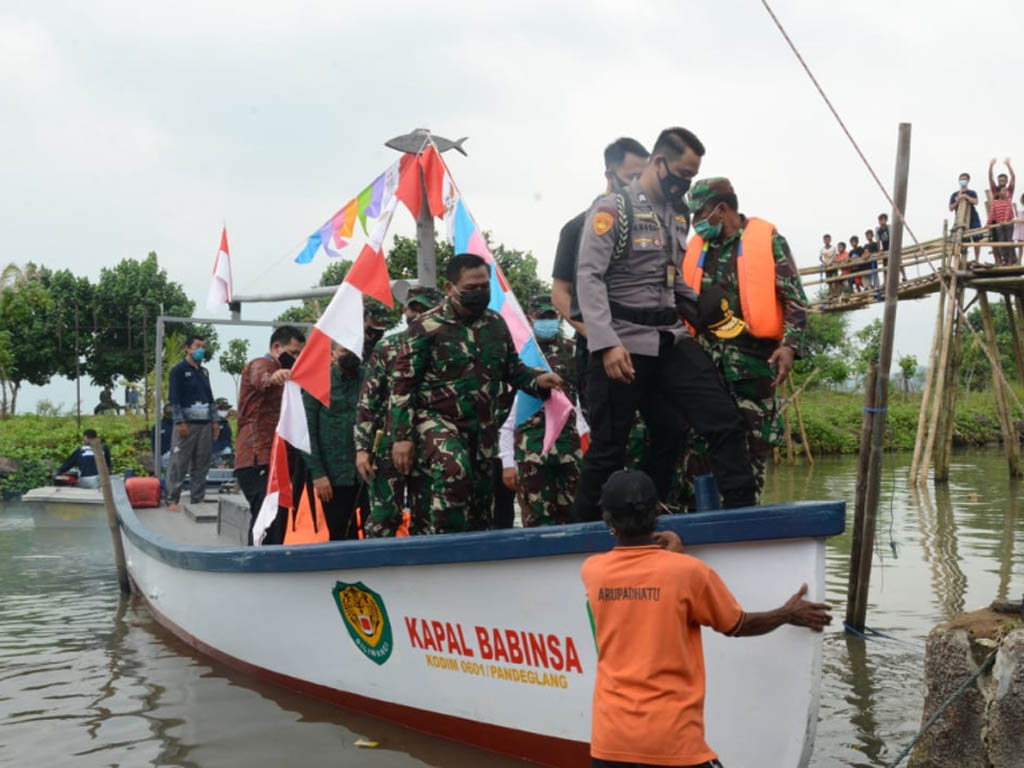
[886,651,997,767]
[759,0,1024,425]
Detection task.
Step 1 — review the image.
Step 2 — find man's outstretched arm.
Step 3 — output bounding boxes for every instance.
[728,583,832,636]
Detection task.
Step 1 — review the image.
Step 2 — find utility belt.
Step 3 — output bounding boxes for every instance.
[609,301,678,327]
[182,403,212,421]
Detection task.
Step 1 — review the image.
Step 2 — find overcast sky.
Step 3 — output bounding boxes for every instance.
[5,0,1022,414]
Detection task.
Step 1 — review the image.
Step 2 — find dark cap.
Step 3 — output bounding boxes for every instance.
[697,285,747,340]
[406,286,444,311]
[687,177,735,215]
[215,397,232,409]
[600,470,658,519]
[363,300,395,329]
[528,294,556,315]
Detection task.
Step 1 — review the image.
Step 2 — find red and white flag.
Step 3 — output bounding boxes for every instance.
[206,227,233,313]
[254,203,396,546]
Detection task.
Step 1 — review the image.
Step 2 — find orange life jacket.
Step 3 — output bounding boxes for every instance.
[681,217,784,341]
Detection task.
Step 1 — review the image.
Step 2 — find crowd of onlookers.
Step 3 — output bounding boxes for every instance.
[818,159,1024,300]
[949,159,1024,266]
[817,213,889,299]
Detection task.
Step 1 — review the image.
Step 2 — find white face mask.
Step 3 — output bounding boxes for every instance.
[217,410,229,419]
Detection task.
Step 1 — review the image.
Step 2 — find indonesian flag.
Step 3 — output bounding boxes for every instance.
[576,400,590,454]
[205,227,233,313]
[254,196,397,546]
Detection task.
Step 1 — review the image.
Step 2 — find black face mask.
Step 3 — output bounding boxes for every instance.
[278,351,296,370]
[338,352,360,372]
[457,286,490,316]
[364,327,385,349]
[658,159,691,206]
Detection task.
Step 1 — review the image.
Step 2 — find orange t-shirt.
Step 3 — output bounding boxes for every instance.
[581,545,744,766]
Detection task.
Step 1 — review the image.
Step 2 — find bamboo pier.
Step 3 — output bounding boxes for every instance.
[800,205,1024,487]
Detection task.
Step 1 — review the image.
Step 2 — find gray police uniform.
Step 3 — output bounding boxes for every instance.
[572,179,755,519]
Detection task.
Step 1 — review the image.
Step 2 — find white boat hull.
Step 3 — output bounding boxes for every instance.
[23,486,106,528]
[116,480,842,767]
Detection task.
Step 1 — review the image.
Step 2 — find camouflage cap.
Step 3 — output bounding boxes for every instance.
[687,177,735,216]
[405,286,444,311]
[363,299,395,329]
[527,294,556,316]
[215,397,232,409]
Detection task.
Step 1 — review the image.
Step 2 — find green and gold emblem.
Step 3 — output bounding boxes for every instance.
[331,581,394,665]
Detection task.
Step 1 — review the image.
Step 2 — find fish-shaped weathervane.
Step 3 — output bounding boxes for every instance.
[385,128,468,156]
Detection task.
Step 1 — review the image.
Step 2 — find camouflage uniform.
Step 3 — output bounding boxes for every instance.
[682,178,808,502]
[356,288,442,538]
[390,298,548,534]
[505,296,581,527]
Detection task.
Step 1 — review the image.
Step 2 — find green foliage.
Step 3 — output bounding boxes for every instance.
[852,319,882,376]
[794,312,851,388]
[88,253,214,387]
[0,273,59,415]
[219,338,250,401]
[960,301,1020,390]
[0,458,51,494]
[276,233,549,322]
[0,413,151,492]
[898,353,918,396]
[35,399,65,417]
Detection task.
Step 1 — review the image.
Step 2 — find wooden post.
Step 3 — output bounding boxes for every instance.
[909,224,948,485]
[978,291,1022,476]
[1004,294,1024,388]
[89,437,130,595]
[935,265,966,481]
[153,316,164,474]
[783,406,794,464]
[789,379,814,466]
[846,363,878,628]
[922,200,968,483]
[849,123,911,632]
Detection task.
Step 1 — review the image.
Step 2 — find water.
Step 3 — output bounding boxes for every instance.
[2,450,1023,767]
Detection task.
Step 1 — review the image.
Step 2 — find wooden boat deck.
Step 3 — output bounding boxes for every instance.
[135,494,249,548]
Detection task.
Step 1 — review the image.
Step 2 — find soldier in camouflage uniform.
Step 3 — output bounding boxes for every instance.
[498,295,581,526]
[681,178,807,501]
[390,253,563,534]
[356,287,444,537]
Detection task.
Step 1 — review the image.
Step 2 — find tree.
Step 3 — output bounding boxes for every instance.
[38,267,95,381]
[793,311,851,389]
[87,253,216,386]
[1,263,25,289]
[0,277,59,416]
[897,353,917,400]
[852,319,883,380]
[219,338,250,402]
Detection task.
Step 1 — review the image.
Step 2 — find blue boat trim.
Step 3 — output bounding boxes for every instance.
[113,479,845,574]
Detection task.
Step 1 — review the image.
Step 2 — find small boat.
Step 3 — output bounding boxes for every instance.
[23,485,108,528]
[23,469,237,528]
[114,477,844,766]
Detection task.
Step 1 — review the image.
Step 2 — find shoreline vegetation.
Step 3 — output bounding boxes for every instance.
[1,389,1019,496]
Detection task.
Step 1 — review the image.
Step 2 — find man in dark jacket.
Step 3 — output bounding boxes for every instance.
[58,429,111,489]
[166,334,219,511]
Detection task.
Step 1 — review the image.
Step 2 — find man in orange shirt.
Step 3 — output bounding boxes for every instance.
[580,470,831,767]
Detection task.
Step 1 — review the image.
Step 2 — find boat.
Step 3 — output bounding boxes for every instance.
[24,469,237,528]
[23,485,109,528]
[113,476,845,767]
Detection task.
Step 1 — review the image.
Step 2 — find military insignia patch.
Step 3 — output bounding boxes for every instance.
[593,212,614,236]
[332,581,394,665]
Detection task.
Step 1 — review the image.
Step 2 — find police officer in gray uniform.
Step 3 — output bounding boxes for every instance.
[572,127,755,520]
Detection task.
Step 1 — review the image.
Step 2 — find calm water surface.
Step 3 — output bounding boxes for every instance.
[2,449,1023,767]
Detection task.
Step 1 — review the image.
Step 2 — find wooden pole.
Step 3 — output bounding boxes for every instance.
[89,437,130,595]
[909,224,948,485]
[849,122,911,632]
[1004,294,1024,387]
[921,200,968,483]
[846,363,878,628]
[783,405,794,464]
[935,251,967,482]
[153,317,164,474]
[978,291,1022,476]
[789,379,814,466]
[74,306,82,432]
